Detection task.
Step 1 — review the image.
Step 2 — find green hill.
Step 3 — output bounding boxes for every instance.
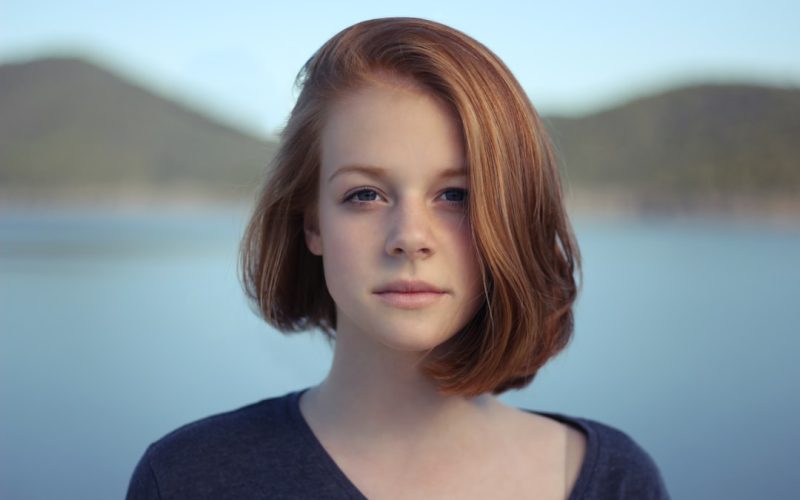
[0,57,276,199]
[1,57,798,214]
[546,84,800,204]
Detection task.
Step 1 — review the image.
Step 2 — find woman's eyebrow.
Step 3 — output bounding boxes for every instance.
[437,167,467,179]
[327,164,387,183]
[327,164,466,183]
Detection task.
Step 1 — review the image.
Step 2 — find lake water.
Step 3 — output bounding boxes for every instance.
[1,209,798,499]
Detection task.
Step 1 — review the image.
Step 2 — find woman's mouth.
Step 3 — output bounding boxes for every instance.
[373,280,448,309]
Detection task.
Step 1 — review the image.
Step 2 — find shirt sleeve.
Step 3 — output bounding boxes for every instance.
[126,447,162,500]
[582,419,671,499]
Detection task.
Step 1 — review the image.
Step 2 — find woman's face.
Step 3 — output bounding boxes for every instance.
[305,78,483,352]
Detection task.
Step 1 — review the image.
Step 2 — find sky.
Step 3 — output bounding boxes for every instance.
[3,0,799,136]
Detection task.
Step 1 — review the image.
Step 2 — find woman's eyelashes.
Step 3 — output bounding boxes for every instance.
[342,187,468,207]
[440,188,467,204]
[344,188,382,204]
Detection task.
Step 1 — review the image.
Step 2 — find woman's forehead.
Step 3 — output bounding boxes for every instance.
[319,82,465,179]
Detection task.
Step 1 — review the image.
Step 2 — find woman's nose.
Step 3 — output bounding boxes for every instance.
[384,201,434,259]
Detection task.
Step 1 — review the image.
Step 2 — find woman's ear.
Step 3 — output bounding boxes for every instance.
[304,208,323,256]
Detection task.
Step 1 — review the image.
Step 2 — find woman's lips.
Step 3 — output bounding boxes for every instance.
[373,279,448,309]
[373,291,447,309]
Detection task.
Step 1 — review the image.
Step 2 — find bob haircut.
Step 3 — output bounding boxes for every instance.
[241,17,580,396]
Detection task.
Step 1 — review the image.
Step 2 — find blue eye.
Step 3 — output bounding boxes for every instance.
[441,188,467,203]
[344,188,380,204]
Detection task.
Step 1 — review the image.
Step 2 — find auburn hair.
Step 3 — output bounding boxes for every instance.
[240,17,580,396]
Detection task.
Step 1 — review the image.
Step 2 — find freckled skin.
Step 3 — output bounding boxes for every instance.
[305,81,483,353]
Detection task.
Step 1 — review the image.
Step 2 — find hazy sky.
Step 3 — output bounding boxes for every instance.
[3,0,799,136]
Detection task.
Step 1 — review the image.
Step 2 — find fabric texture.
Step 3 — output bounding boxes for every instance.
[126,389,670,499]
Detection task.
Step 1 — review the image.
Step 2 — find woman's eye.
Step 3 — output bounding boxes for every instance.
[344,188,380,204]
[441,188,467,203]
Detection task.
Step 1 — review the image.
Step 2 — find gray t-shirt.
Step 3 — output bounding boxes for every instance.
[127,389,670,499]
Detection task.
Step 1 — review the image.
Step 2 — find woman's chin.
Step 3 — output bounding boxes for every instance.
[371,325,459,354]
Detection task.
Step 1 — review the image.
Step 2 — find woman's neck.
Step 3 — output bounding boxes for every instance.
[300,325,500,450]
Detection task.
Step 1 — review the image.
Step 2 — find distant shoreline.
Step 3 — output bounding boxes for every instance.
[2,186,798,227]
[0,186,257,214]
[564,187,800,227]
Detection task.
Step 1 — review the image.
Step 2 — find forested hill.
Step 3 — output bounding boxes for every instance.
[546,84,800,210]
[1,57,798,213]
[0,57,277,199]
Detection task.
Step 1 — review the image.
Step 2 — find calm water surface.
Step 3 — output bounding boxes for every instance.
[1,209,798,499]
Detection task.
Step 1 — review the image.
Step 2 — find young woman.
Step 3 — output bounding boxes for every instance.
[128,17,669,499]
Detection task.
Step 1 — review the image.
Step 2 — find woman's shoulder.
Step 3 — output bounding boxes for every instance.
[535,411,671,500]
[145,392,295,458]
[127,390,320,500]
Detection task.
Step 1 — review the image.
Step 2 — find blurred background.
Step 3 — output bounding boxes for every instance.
[1,1,798,498]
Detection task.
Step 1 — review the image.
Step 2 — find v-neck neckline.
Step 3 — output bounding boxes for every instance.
[286,388,367,499]
[284,388,596,500]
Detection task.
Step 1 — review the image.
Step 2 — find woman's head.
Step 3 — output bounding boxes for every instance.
[307,76,484,357]
[241,17,580,396]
